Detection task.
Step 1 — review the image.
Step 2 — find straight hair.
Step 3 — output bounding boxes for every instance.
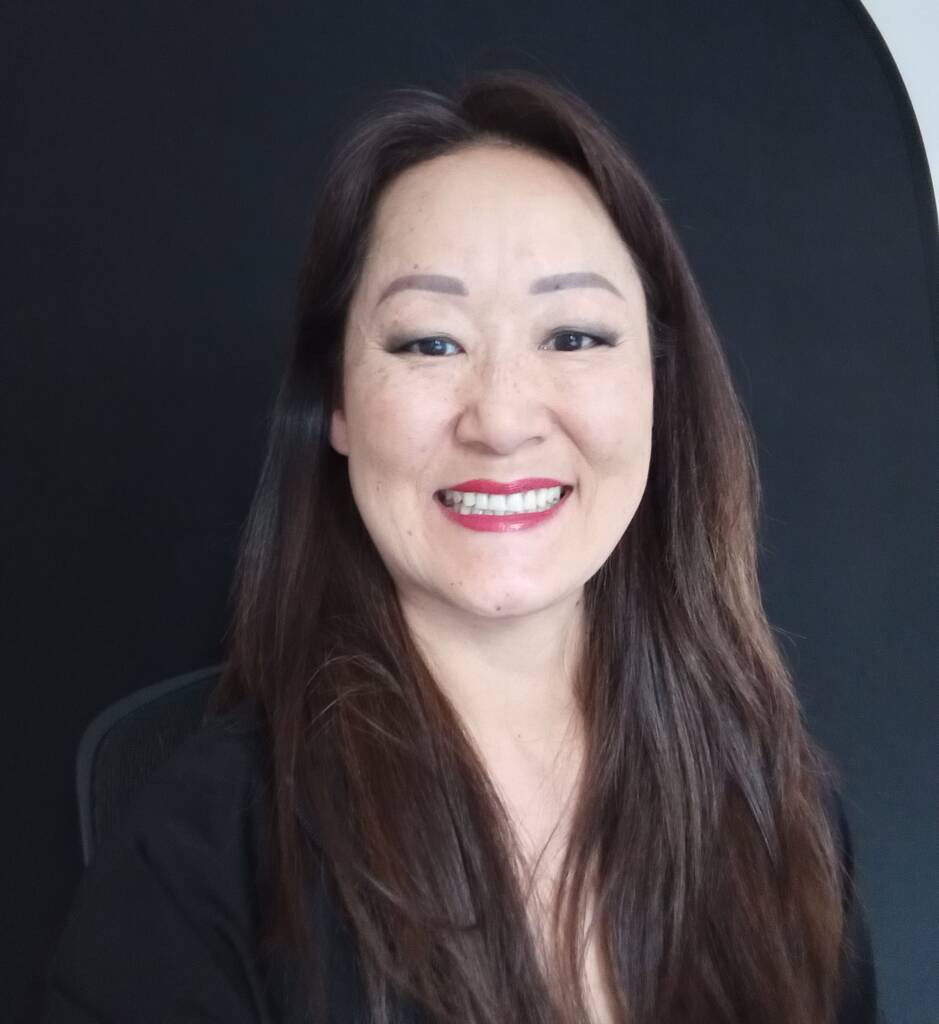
[210,68,846,1023]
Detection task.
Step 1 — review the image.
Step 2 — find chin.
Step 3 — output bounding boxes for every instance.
[453,581,564,619]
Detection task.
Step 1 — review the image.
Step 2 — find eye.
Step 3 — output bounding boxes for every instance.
[393,336,460,357]
[544,330,616,352]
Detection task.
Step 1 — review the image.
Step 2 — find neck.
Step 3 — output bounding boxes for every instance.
[398,587,587,760]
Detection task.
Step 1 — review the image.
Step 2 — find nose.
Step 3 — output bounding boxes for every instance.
[453,348,554,455]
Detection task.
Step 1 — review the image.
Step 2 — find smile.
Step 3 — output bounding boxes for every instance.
[434,485,573,533]
[438,485,568,513]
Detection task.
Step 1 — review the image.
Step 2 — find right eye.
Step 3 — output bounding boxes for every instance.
[394,336,460,357]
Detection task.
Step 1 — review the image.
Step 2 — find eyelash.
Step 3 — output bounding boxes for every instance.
[392,329,618,357]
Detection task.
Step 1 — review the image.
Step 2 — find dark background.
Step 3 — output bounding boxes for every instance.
[2,1,936,1021]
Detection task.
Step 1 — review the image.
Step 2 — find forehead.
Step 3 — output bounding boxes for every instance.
[358,145,641,298]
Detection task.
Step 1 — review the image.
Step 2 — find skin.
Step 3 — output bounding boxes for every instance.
[330,142,653,799]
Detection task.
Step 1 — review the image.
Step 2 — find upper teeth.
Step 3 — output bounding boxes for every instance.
[440,486,564,514]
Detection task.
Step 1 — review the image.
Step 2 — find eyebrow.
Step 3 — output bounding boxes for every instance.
[374,271,624,308]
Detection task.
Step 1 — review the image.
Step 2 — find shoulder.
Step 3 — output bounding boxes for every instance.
[43,699,290,1023]
[122,696,270,848]
[91,696,272,910]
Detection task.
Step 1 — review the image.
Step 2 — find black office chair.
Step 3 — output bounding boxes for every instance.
[76,663,225,866]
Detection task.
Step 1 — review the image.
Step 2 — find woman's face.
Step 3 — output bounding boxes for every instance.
[331,144,654,622]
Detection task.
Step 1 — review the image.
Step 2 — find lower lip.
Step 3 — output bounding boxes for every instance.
[435,489,572,532]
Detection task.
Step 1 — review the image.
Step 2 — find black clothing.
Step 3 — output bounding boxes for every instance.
[43,700,880,1023]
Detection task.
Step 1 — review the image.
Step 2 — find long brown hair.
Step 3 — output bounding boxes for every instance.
[209,68,846,1023]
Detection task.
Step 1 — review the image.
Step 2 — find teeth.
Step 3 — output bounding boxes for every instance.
[440,486,565,515]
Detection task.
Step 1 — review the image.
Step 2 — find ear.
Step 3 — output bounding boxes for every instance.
[329,406,349,456]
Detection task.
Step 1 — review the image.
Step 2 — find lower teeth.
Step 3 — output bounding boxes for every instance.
[461,507,555,515]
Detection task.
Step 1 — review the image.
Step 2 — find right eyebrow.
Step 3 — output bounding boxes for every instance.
[376,274,468,308]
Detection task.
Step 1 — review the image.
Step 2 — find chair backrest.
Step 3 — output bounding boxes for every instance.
[76,664,224,865]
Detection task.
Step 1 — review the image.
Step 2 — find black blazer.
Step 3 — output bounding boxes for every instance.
[43,701,880,1023]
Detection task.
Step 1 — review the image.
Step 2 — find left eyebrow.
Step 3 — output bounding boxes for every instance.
[528,271,624,299]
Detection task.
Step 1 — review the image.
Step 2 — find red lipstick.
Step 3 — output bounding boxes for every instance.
[435,479,573,533]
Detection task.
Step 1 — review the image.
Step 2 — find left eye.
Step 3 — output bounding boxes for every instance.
[545,331,613,352]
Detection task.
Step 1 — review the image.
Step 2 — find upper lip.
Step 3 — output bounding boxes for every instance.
[439,478,570,495]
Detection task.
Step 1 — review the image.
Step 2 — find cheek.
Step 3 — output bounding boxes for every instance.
[571,367,653,470]
[346,371,448,484]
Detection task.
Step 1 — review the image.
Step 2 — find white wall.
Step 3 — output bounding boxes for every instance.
[861,0,939,214]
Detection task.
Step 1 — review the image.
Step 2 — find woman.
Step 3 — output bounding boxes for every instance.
[44,69,879,1023]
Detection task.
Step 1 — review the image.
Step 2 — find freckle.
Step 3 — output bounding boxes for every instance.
[406,529,413,536]
[495,605,502,611]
